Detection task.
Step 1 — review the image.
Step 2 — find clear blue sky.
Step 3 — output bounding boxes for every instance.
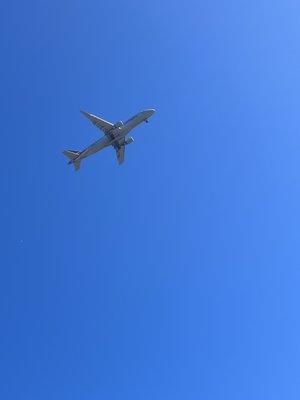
[1,1,300,399]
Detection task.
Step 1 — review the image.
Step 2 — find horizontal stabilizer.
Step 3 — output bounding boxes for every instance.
[73,159,81,171]
[63,150,81,171]
[63,150,79,161]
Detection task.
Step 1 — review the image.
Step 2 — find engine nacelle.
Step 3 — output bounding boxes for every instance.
[125,137,134,145]
[114,120,124,129]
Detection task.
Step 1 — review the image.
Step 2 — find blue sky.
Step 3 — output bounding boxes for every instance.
[1,0,300,399]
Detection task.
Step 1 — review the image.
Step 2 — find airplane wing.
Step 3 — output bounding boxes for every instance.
[112,137,126,165]
[81,110,114,135]
[116,146,125,165]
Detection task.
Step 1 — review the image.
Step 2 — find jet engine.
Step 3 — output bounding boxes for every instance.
[114,120,124,129]
[125,137,134,145]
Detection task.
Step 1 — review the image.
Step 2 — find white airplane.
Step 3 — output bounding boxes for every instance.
[63,108,155,170]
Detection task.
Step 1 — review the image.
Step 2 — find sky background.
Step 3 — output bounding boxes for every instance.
[1,0,300,399]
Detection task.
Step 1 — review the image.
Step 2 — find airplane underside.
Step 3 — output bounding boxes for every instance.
[63,108,155,171]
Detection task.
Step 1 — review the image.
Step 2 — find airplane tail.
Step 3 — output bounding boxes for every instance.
[63,150,81,171]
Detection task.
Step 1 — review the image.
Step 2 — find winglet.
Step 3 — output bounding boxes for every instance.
[80,110,91,118]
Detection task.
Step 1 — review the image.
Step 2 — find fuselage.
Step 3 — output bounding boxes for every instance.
[78,109,155,160]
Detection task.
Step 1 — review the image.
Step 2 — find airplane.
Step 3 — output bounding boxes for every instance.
[63,108,156,170]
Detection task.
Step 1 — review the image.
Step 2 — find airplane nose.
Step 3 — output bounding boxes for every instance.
[145,109,156,117]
